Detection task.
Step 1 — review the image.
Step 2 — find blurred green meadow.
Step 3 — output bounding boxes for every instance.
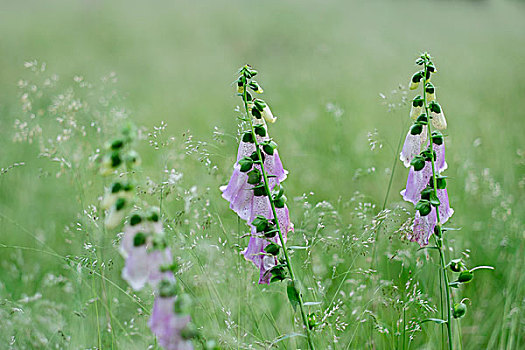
[0,0,524,349]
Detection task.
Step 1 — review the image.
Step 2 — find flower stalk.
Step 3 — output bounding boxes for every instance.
[419,55,454,350]
[236,65,315,349]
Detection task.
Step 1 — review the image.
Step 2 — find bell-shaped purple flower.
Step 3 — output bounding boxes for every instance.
[120,221,174,290]
[220,125,287,221]
[149,296,193,350]
[243,196,293,284]
[222,123,293,283]
[400,132,453,246]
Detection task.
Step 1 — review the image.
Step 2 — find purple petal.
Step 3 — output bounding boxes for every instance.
[408,209,437,247]
[120,223,173,290]
[243,231,279,284]
[437,188,454,224]
[399,127,427,168]
[221,140,287,221]
[149,296,193,350]
[401,163,433,205]
[243,196,292,284]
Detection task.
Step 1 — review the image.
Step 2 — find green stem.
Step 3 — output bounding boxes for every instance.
[421,57,453,350]
[241,83,315,350]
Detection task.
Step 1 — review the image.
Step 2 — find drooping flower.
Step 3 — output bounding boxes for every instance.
[400,128,453,246]
[399,126,428,168]
[261,105,277,123]
[243,195,293,284]
[149,296,193,350]
[120,219,174,290]
[221,121,291,283]
[220,122,287,221]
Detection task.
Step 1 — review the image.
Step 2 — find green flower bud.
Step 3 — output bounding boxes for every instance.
[252,107,262,119]
[250,150,264,163]
[111,139,124,150]
[254,125,266,137]
[252,184,267,196]
[415,199,431,216]
[458,271,474,283]
[420,187,433,200]
[264,242,281,255]
[174,294,192,315]
[410,155,426,171]
[431,131,444,145]
[453,303,467,319]
[274,195,287,208]
[262,140,277,155]
[133,232,147,247]
[158,279,177,298]
[307,313,318,330]
[253,99,267,112]
[111,151,122,167]
[242,132,254,143]
[410,123,423,135]
[148,207,160,222]
[409,72,423,90]
[429,191,441,207]
[412,95,424,108]
[111,182,123,193]
[115,197,126,211]
[449,259,463,273]
[416,114,428,124]
[129,213,142,226]
[247,169,262,185]
[251,215,268,232]
[248,81,264,93]
[238,157,253,172]
[436,176,447,189]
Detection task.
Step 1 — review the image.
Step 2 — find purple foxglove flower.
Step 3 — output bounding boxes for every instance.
[399,126,428,168]
[120,222,174,290]
[401,137,453,246]
[409,210,437,247]
[243,196,293,284]
[220,126,287,221]
[149,296,193,350]
[400,141,448,205]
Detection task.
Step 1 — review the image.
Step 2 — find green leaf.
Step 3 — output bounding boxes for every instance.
[420,318,447,325]
[303,301,322,306]
[287,280,300,312]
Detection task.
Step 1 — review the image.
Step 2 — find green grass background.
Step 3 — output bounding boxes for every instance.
[0,0,524,349]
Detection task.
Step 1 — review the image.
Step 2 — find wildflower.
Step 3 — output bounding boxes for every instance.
[120,218,174,290]
[149,296,193,350]
[105,197,129,229]
[220,122,287,221]
[400,130,453,246]
[399,126,428,168]
[409,71,422,90]
[410,96,424,120]
[243,196,293,284]
[261,104,277,123]
[430,103,447,130]
[101,181,134,210]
